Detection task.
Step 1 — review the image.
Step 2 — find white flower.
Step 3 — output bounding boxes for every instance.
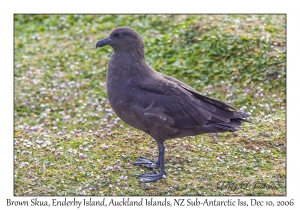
[100,144,108,149]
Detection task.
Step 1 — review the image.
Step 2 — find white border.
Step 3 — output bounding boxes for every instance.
[1,0,299,209]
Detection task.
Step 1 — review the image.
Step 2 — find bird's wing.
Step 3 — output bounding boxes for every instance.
[127,78,209,129]
[162,74,251,119]
[129,73,245,130]
[162,74,237,111]
[161,74,252,120]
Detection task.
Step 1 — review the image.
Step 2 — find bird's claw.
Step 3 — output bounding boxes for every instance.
[132,156,159,169]
[137,172,165,183]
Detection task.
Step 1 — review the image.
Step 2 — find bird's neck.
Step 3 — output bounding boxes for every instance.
[107,52,154,85]
[113,48,145,61]
[108,51,148,76]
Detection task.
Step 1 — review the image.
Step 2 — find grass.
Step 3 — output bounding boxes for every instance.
[14,14,286,196]
[14,115,286,196]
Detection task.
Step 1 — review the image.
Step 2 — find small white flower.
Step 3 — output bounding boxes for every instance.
[100,143,108,149]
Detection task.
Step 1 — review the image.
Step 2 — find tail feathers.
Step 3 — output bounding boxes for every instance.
[203,119,244,133]
[235,111,251,119]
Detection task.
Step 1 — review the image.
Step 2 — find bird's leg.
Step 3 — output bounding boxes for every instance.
[137,143,166,183]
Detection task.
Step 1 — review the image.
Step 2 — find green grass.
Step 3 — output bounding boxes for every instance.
[14,14,286,196]
[14,116,286,196]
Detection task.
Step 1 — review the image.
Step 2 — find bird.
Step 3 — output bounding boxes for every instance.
[96,27,250,183]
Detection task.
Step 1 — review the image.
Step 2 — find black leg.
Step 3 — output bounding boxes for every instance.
[137,143,166,183]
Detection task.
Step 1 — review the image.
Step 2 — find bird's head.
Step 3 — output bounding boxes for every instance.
[96,27,145,54]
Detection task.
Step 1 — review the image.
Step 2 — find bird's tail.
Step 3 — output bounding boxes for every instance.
[202,119,243,133]
[202,111,252,133]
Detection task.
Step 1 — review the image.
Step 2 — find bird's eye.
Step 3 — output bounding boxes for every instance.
[115,33,123,38]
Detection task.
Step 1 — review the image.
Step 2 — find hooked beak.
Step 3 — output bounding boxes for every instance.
[96,37,112,48]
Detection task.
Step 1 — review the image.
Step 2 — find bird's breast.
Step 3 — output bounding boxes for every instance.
[106,78,147,132]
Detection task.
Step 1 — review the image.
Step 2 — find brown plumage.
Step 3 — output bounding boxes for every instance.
[96,27,250,182]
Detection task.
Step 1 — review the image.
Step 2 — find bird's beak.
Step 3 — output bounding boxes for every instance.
[96,37,112,48]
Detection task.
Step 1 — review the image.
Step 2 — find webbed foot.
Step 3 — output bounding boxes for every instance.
[132,156,159,169]
[137,171,165,183]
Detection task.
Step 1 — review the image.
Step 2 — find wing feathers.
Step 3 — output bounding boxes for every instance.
[132,74,250,133]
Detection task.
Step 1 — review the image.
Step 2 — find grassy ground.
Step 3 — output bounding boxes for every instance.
[14,14,286,196]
